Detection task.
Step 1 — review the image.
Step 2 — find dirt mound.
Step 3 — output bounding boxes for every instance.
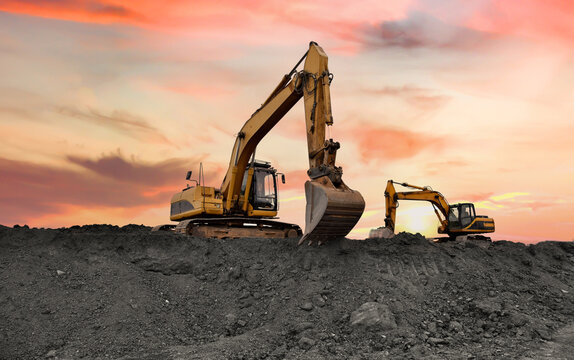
[1,226,574,359]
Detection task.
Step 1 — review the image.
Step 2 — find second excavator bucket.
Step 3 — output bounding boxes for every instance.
[299,176,365,246]
[368,227,394,239]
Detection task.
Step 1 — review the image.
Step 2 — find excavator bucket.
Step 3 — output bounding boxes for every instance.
[299,177,365,245]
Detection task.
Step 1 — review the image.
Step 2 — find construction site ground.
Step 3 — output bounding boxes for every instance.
[1,224,574,359]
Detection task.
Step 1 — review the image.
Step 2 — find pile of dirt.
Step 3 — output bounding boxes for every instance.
[1,225,574,359]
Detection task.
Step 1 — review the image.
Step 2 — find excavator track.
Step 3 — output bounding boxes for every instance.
[171,217,302,239]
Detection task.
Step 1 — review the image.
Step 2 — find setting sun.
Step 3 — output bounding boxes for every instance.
[393,203,439,238]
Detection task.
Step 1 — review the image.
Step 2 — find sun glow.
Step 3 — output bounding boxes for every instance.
[393,203,439,237]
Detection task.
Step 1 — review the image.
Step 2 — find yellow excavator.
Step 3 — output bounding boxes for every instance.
[369,180,495,240]
[155,42,365,245]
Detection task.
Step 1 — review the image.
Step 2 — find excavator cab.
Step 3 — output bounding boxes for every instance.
[240,160,279,216]
[448,203,475,229]
[249,165,277,212]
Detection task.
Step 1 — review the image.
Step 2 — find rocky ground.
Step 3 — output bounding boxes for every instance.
[1,224,574,359]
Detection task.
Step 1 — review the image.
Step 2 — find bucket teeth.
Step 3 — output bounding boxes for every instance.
[299,178,365,245]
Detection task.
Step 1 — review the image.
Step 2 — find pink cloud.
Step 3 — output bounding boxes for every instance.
[0,153,223,226]
[0,0,412,50]
[464,0,574,45]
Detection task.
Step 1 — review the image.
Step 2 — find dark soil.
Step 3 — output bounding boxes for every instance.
[1,224,574,359]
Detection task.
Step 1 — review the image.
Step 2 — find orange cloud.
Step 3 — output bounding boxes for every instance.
[451,191,495,203]
[348,124,445,163]
[0,0,149,26]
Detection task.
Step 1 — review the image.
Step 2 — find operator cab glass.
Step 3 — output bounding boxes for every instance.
[449,203,475,228]
[251,169,277,211]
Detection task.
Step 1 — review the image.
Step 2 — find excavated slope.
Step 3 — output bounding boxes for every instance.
[1,225,574,359]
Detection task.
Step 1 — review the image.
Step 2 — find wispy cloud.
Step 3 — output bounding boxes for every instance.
[490,192,529,202]
[363,85,450,110]
[424,160,469,176]
[57,106,174,146]
[473,192,565,212]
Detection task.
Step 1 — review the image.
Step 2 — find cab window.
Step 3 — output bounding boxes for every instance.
[448,207,461,229]
[252,171,277,210]
[460,204,473,227]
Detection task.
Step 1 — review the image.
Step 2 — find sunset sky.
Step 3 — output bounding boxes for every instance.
[1,0,573,242]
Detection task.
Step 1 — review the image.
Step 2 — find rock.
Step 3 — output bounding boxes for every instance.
[56,270,65,276]
[228,266,241,279]
[251,263,264,270]
[535,327,552,341]
[508,312,528,327]
[239,297,254,309]
[302,255,312,271]
[350,302,396,330]
[45,349,57,358]
[313,295,326,308]
[225,313,237,325]
[237,320,247,327]
[474,298,502,315]
[292,322,314,334]
[427,337,448,345]
[298,336,316,350]
[300,302,314,311]
[449,321,463,333]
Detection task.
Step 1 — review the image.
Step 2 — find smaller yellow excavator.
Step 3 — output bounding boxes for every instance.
[369,180,495,240]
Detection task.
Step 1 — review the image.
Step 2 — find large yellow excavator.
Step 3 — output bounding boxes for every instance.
[156,42,365,245]
[369,180,495,240]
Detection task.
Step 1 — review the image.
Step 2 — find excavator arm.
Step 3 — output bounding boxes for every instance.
[219,42,364,245]
[384,180,450,234]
